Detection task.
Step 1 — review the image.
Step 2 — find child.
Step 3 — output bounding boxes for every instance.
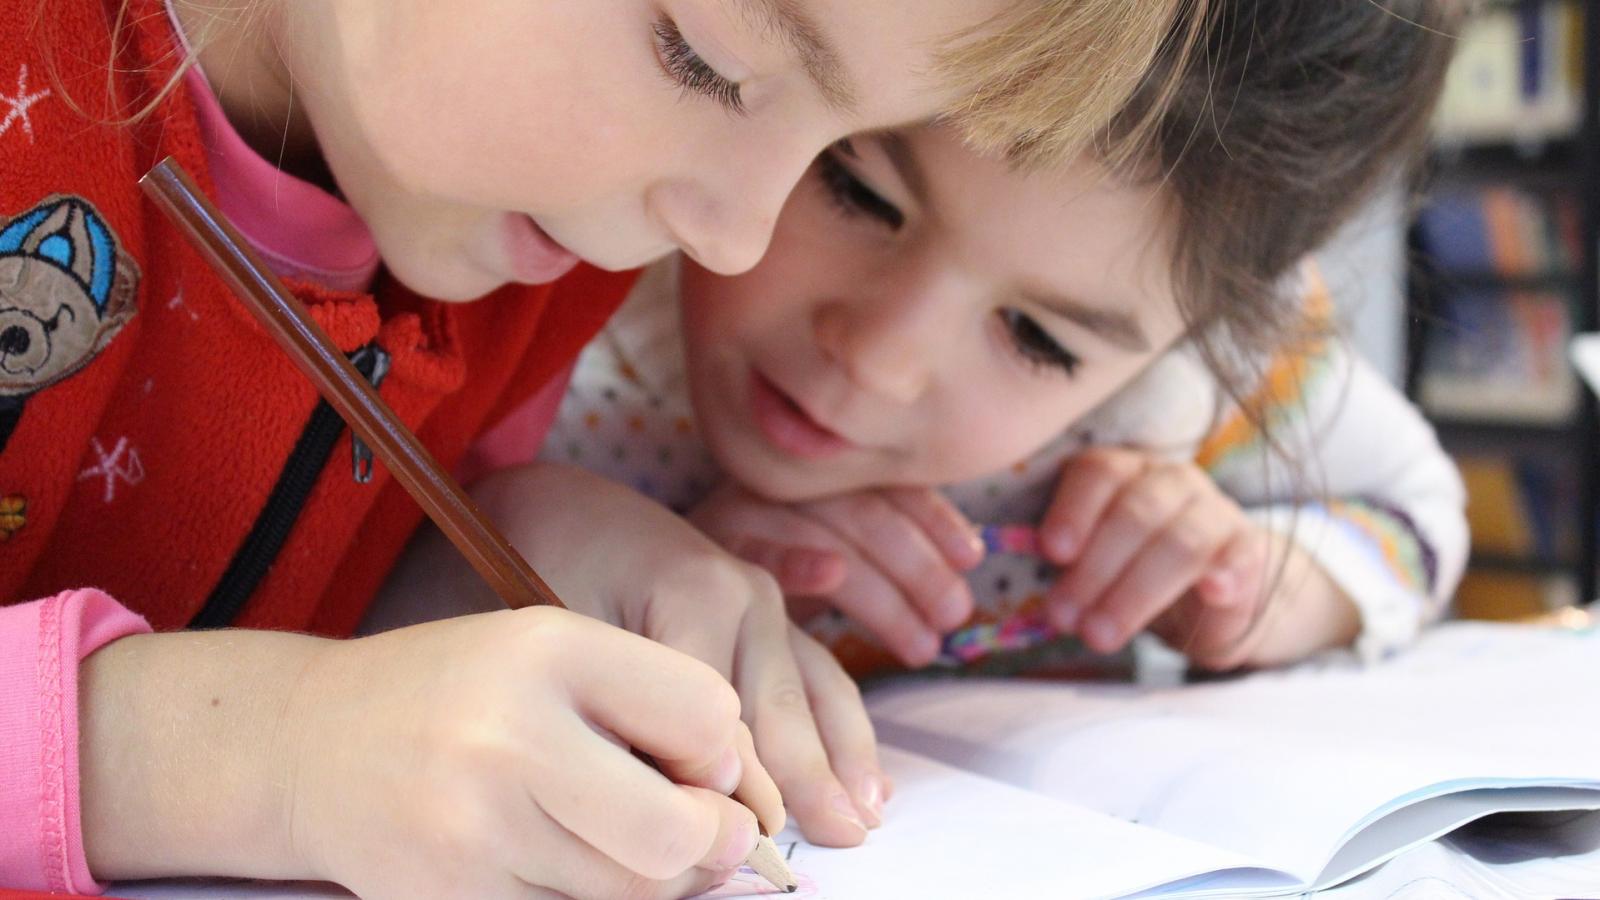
[0,0,1204,895]
[540,0,1467,690]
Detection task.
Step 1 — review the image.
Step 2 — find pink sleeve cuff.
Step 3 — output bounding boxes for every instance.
[0,590,152,895]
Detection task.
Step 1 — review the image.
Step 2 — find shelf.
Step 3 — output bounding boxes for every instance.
[1469,552,1580,576]
[1419,271,1580,293]
[1433,418,1585,448]
[1426,140,1582,186]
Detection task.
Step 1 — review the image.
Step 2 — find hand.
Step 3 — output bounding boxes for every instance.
[1039,447,1357,670]
[82,612,773,900]
[690,482,985,669]
[469,463,889,846]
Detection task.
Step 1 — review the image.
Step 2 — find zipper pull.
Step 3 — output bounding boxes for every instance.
[349,344,393,484]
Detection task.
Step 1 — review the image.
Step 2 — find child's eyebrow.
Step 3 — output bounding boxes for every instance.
[737,0,858,113]
[1022,290,1150,353]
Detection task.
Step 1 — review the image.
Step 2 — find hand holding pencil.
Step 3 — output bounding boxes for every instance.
[140,158,804,895]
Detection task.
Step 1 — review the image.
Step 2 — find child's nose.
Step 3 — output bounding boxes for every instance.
[648,152,811,276]
[813,292,952,406]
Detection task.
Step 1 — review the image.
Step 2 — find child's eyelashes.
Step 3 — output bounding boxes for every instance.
[653,17,746,116]
[816,149,905,230]
[998,309,1080,376]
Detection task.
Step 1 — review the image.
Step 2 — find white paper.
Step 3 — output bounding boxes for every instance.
[866,622,1600,887]
[697,746,1288,900]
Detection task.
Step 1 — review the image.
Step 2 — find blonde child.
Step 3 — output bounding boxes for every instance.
[538,0,1467,699]
[0,0,1204,896]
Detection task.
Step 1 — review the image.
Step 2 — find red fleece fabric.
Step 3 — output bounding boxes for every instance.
[0,0,634,634]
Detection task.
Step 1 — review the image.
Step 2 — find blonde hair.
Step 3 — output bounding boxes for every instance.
[48,0,1207,167]
[937,0,1211,168]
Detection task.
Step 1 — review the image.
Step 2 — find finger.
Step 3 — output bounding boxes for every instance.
[881,487,985,570]
[555,615,746,775]
[506,797,737,900]
[720,534,850,597]
[633,555,754,683]
[790,627,886,828]
[826,557,943,667]
[730,721,786,836]
[1047,464,1197,635]
[538,714,756,881]
[1074,496,1235,654]
[806,493,973,633]
[735,594,870,849]
[1039,448,1148,564]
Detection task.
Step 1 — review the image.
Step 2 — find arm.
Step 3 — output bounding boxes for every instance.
[1198,340,1468,659]
[0,587,774,898]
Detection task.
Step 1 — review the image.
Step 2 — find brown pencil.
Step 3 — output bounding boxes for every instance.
[140,156,797,894]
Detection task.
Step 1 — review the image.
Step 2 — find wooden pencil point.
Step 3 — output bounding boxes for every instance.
[745,833,797,893]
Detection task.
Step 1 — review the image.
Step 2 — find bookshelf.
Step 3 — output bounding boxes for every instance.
[1406,0,1600,616]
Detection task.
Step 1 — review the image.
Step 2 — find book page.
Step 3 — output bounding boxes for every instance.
[866,623,1600,884]
[697,746,1290,900]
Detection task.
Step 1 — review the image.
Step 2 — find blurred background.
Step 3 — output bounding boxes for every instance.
[1326,0,1599,622]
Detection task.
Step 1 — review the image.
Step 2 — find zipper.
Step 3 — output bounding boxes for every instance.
[190,343,391,629]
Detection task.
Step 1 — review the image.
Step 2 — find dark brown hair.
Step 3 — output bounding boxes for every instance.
[1106,1,1461,657]
[1116,0,1460,394]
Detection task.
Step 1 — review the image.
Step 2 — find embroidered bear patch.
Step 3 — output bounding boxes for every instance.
[0,195,140,452]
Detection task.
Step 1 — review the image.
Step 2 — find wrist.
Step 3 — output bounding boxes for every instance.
[1248,538,1361,666]
[80,629,329,882]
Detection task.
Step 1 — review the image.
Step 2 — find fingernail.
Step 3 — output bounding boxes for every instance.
[711,746,742,796]
[1084,613,1120,651]
[1046,526,1078,561]
[831,790,868,831]
[716,820,759,870]
[937,583,973,630]
[855,774,885,828]
[909,630,941,666]
[959,526,986,567]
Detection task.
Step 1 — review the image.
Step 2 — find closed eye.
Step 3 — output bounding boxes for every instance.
[653,17,746,116]
[815,147,904,230]
[999,308,1079,376]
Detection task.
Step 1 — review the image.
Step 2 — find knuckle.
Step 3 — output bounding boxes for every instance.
[766,676,812,718]
[667,552,755,618]
[1113,489,1165,527]
[1162,520,1217,561]
[637,808,713,878]
[702,679,745,734]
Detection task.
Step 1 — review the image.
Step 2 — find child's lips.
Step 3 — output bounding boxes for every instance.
[501,213,580,284]
[749,371,856,460]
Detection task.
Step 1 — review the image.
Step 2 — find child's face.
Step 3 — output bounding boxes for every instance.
[680,127,1188,502]
[284,0,1012,301]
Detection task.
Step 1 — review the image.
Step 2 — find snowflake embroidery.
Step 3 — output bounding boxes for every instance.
[0,65,52,145]
[167,289,199,322]
[78,436,145,503]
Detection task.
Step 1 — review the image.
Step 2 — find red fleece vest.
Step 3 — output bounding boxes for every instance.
[0,0,632,635]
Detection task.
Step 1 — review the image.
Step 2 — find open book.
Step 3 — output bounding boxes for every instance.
[738,621,1600,899]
